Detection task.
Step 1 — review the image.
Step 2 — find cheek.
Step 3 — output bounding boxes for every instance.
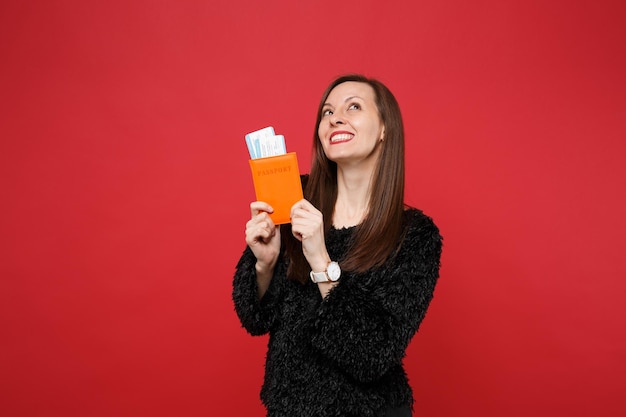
[318,127,333,152]
[367,119,384,139]
[355,120,379,140]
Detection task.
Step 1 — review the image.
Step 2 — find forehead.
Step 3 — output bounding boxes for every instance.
[326,81,376,102]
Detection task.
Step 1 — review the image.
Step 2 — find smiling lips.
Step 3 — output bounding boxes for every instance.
[330,132,354,144]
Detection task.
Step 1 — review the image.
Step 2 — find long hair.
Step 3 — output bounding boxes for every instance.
[285,74,406,283]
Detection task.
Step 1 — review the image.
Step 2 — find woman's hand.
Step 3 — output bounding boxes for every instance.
[246,201,281,275]
[290,199,330,273]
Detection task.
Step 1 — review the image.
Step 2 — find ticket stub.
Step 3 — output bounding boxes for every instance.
[245,127,287,159]
[245,126,275,159]
[260,134,286,157]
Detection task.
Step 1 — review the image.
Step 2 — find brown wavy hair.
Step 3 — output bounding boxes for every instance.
[285,74,406,283]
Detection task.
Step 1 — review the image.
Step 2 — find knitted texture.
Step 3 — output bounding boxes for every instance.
[232,208,442,417]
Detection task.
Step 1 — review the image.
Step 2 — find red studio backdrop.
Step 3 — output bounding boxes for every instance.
[1,1,625,416]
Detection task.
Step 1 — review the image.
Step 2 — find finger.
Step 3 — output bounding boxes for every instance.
[256,226,275,243]
[291,218,317,240]
[290,199,311,217]
[291,199,323,221]
[250,201,274,217]
[291,212,323,234]
[291,228,303,242]
[248,210,276,230]
[246,216,275,243]
[248,228,272,247]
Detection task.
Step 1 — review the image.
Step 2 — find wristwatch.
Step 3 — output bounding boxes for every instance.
[310,261,341,283]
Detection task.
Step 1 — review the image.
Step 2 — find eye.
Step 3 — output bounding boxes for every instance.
[322,109,333,117]
[348,103,361,111]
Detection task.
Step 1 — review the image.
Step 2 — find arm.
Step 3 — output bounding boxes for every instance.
[232,201,283,336]
[232,246,284,336]
[245,202,281,300]
[310,212,443,382]
[290,199,337,298]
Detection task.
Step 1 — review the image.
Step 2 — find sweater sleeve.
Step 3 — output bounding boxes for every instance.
[232,246,284,336]
[310,211,442,382]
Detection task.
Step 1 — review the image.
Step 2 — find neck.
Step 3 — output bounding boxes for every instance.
[333,164,374,228]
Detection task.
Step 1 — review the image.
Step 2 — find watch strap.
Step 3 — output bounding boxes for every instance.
[310,270,330,283]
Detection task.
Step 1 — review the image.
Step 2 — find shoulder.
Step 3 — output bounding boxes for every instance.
[403,207,440,234]
[401,207,443,252]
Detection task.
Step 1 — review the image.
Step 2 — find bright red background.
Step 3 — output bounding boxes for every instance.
[1,1,624,416]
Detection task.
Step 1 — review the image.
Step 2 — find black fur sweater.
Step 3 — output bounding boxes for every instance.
[232,208,442,417]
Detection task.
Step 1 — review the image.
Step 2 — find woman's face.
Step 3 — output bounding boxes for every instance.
[318,81,385,166]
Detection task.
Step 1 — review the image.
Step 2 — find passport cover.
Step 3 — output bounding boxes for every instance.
[249,152,303,224]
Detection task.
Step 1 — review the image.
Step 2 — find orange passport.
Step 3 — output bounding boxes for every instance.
[249,152,304,224]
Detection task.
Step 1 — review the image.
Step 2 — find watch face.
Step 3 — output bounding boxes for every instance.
[327,262,341,281]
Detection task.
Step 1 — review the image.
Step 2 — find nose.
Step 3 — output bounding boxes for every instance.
[330,113,344,125]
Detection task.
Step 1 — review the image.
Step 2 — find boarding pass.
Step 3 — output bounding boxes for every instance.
[245,126,287,159]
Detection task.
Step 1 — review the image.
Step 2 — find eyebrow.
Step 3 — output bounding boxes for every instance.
[323,95,365,107]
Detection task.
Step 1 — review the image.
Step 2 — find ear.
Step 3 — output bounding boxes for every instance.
[380,126,386,142]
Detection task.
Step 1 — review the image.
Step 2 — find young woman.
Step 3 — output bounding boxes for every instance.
[233,74,442,417]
